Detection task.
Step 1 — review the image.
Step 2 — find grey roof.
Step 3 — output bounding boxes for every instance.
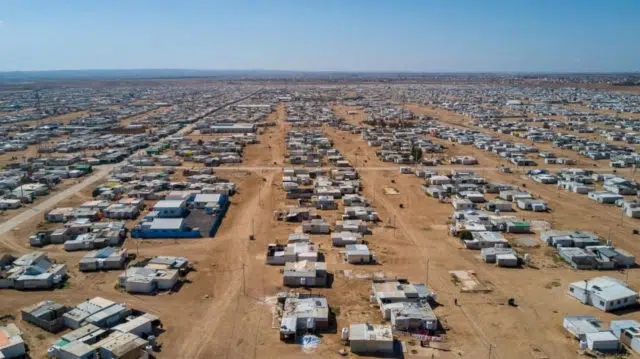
[61,323,102,342]
[390,301,437,321]
[193,193,222,203]
[346,244,370,255]
[570,276,638,301]
[153,199,185,208]
[148,218,184,230]
[59,340,95,356]
[349,324,393,342]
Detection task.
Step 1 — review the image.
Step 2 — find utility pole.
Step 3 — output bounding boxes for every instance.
[242,263,246,296]
[393,214,397,238]
[426,258,430,285]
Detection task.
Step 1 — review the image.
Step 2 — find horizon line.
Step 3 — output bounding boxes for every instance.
[1,68,639,76]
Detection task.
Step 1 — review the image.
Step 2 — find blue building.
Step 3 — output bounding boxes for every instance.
[131,193,229,238]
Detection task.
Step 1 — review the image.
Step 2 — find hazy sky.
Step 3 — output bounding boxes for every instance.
[0,0,638,72]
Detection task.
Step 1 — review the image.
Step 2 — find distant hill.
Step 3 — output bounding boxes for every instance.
[1,69,639,86]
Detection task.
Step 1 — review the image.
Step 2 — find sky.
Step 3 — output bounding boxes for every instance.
[0,0,639,73]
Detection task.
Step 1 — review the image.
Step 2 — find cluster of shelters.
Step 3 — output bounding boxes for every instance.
[32,218,126,250]
[21,297,161,359]
[429,123,539,166]
[266,233,318,265]
[371,279,439,332]
[169,134,256,166]
[287,102,334,127]
[131,192,228,238]
[541,230,635,270]
[195,101,274,134]
[285,130,333,167]
[529,168,640,218]
[118,256,190,294]
[276,133,379,290]
[356,127,443,164]
[449,209,533,261]
[2,85,261,217]
[0,251,67,290]
[424,170,547,212]
[564,315,640,353]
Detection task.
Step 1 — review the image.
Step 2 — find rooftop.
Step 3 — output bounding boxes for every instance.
[570,276,638,301]
[349,323,393,342]
[282,296,329,319]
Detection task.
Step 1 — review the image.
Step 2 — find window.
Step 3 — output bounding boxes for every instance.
[569,288,574,292]
[599,301,605,306]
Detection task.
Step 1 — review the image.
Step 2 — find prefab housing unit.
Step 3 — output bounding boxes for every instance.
[348,324,394,355]
[331,231,363,247]
[280,296,329,341]
[302,219,331,234]
[283,261,327,287]
[344,244,375,264]
[585,331,619,352]
[56,340,97,359]
[610,320,640,354]
[388,301,438,331]
[96,331,149,359]
[563,315,603,340]
[111,313,159,337]
[20,300,67,333]
[568,276,638,312]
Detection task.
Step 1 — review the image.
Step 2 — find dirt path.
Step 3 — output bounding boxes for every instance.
[170,104,288,358]
[0,165,114,252]
[244,103,287,167]
[177,172,273,358]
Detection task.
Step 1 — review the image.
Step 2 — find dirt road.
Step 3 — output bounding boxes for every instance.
[0,165,114,251]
